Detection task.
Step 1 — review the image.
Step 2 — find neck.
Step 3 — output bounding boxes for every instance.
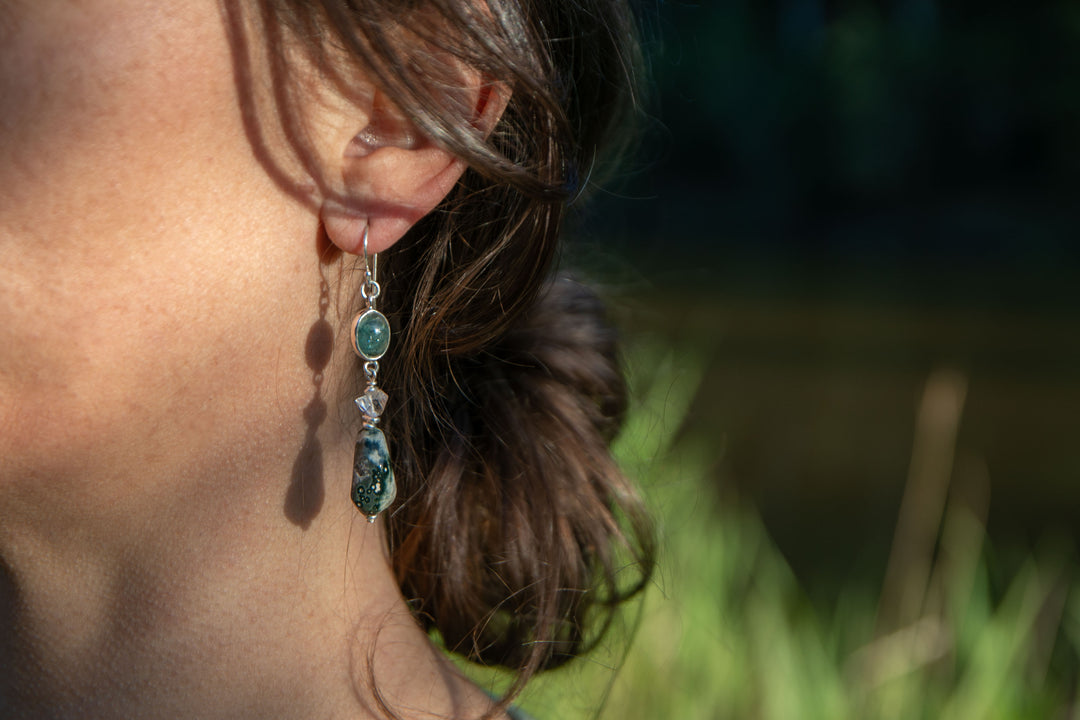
[0,457,490,720]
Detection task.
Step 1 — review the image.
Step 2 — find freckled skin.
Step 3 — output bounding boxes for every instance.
[352,426,396,518]
[0,2,500,717]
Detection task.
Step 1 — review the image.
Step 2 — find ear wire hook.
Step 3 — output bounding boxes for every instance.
[360,224,380,308]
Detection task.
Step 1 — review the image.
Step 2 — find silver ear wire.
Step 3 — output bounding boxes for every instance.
[362,225,374,281]
[359,225,380,307]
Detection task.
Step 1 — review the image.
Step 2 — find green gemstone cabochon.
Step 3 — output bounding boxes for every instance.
[353,309,390,360]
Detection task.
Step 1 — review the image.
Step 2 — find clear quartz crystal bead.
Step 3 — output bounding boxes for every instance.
[355,387,389,419]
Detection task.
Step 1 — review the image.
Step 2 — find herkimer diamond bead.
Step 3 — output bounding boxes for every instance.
[355,387,388,419]
[353,309,390,360]
[351,426,396,521]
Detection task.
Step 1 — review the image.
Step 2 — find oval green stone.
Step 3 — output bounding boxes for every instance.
[354,310,390,360]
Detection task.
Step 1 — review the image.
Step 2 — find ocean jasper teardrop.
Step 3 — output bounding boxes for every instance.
[351,426,396,521]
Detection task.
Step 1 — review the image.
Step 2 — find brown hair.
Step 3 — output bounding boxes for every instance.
[267,0,655,703]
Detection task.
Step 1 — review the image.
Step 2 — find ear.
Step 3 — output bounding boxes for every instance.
[320,78,508,256]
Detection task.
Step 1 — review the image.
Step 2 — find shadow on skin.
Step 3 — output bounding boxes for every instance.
[220,0,408,530]
[285,246,334,529]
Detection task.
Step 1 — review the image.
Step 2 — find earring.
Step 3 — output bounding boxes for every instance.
[350,226,396,523]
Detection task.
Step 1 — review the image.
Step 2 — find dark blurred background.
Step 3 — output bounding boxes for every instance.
[569,0,1080,596]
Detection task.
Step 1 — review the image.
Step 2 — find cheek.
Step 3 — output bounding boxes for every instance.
[0,2,328,517]
[0,2,243,213]
[0,0,251,412]
[0,230,335,547]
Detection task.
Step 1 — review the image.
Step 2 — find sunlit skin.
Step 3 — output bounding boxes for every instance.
[0,1,495,717]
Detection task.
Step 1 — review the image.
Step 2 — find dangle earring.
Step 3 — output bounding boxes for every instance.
[349,226,396,522]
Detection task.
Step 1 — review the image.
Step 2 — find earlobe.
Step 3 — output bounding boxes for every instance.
[320,88,468,256]
[319,70,509,257]
[321,147,466,256]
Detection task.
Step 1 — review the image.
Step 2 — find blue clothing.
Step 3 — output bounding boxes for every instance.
[483,690,537,720]
[506,704,536,720]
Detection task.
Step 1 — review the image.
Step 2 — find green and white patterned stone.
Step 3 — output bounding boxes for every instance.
[351,426,395,521]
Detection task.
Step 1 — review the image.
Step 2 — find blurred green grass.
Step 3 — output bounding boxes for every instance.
[504,339,1080,720]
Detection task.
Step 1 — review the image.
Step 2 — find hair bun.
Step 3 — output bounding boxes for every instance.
[480,276,627,441]
[390,276,655,672]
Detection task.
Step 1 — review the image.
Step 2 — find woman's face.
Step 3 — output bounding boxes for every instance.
[0,1,337,530]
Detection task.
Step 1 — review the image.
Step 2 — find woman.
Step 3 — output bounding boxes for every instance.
[0,0,653,718]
